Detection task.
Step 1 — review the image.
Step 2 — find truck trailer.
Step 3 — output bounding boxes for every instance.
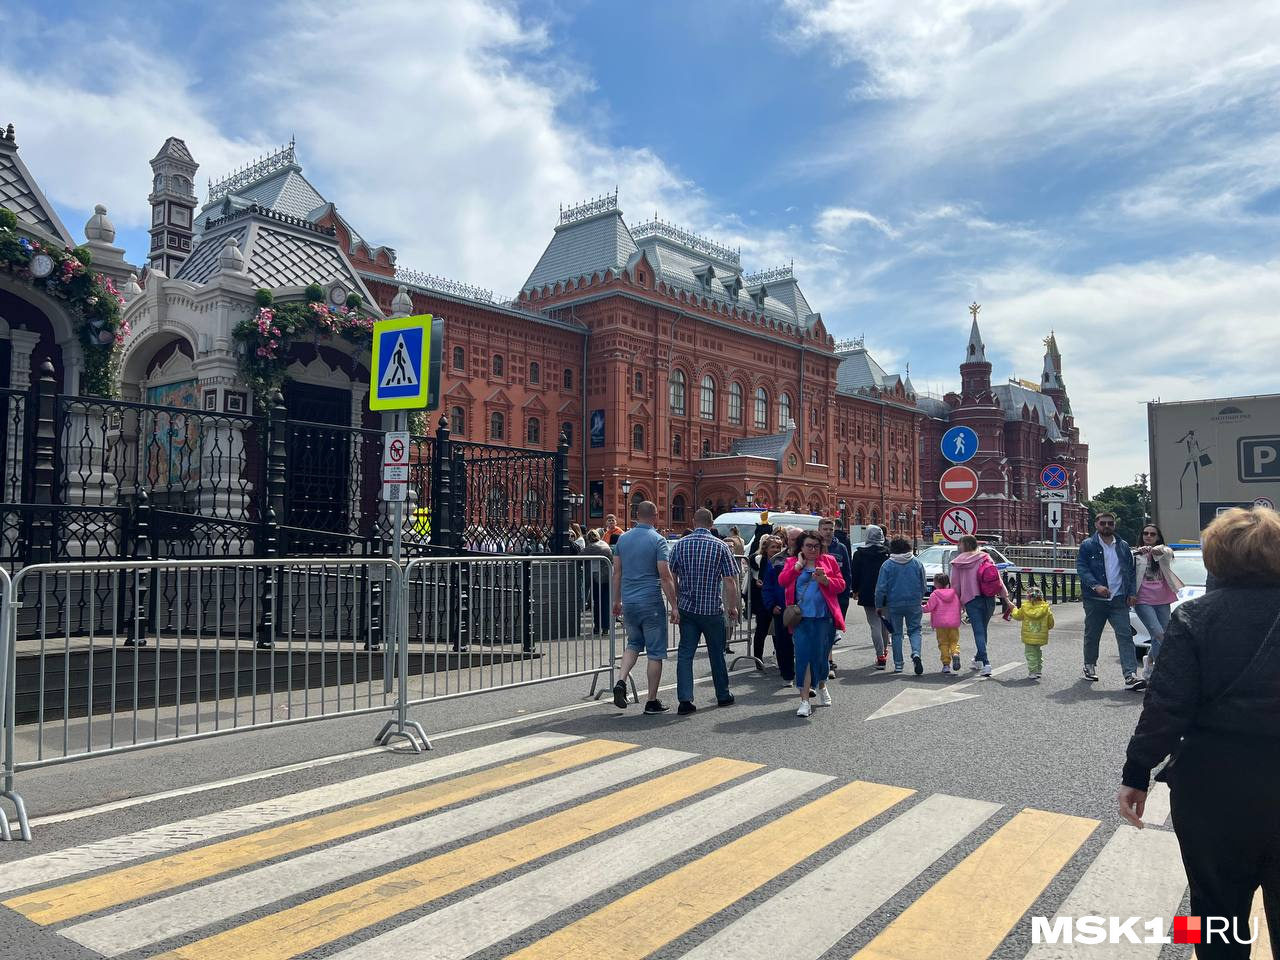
[1148,393,1280,543]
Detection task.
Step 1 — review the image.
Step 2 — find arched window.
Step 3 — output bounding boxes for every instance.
[856,459,864,482]
[839,459,847,480]
[889,463,897,484]
[452,346,465,371]
[527,417,541,445]
[450,406,466,436]
[528,361,540,384]
[779,392,792,428]
[562,421,573,446]
[563,368,573,391]
[672,495,687,523]
[634,371,644,394]
[754,387,768,430]
[490,411,505,440]
[672,433,682,457]
[700,375,716,419]
[904,464,911,485]
[492,354,504,377]
[728,382,743,425]
[856,509,865,526]
[630,491,644,521]
[669,370,686,415]
[632,424,645,450]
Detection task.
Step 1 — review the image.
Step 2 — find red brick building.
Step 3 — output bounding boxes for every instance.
[917,310,1090,545]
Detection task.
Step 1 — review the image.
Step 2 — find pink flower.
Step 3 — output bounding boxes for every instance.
[256,346,269,358]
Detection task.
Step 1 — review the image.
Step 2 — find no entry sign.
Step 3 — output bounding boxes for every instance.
[939,506,977,544]
[939,465,979,505]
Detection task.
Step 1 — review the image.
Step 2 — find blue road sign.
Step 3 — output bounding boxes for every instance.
[1041,463,1068,489]
[940,426,978,464]
[370,315,432,410]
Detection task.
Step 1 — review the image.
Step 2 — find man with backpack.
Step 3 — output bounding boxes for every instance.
[949,535,1013,677]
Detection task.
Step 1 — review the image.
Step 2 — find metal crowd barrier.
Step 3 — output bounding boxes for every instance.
[1007,567,1082,605]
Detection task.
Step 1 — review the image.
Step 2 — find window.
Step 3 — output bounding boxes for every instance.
[672,433,682,456]
[904,464,911,485]
[728,382,743,425]
[700,375,716,420]
[490,412,505,440]
[492,354,504,377]
[529,361,540,384]
[527,417,541,445]
[811,449,819,463]
[451,406,466,436]
[856,460,864,482]
[563,368,573,391]
[630,491,643,521]
[634,371,644,394]
[839,459,847,480]
[523,489,543,521]
[669,370,686,415]
[672,495,687,523]
[889,463,897,484]
[452,346,465,370]
[632,424,645,450]
[754,387,768,429]
[702,438,711,457]
[562,421,573,446]
[856,509,865,526]
[812,406,819,427]
[871,462,879,482]
[779,393,792,428]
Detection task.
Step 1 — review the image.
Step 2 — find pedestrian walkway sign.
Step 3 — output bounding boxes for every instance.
[370,315,439,411]
[940,426,978,465]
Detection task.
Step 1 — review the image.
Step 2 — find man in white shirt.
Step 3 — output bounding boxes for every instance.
[1076,512,1143,690]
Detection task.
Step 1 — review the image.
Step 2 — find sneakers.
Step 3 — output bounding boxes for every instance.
[875,654,887,669]
[643,699,669,714]
[1082,664,1099,682]
[951,653,962,671]
[782,679,795,688]
[979,663,993,677]
[970,658,983,672]
[612,680,628,709]
[1028,672,1041,680]
[818,687,833,707]
[797,700,812,718]
[677,701,697,715]
[717,695,735,707]
[912,655,923,676]
[942,664,952,675]
[1124,674,1148,692]
[893,664,904,673]
[828,663,838,680]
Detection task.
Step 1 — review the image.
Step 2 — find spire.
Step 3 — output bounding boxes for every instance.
[1041,330,1063,389]
[965,301,987,364]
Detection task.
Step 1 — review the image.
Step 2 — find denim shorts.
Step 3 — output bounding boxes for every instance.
[623,603,669,660]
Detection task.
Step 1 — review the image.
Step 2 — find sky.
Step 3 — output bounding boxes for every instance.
[4,0,1279,492]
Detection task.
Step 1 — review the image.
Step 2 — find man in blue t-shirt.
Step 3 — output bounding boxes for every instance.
[611,501,679,714]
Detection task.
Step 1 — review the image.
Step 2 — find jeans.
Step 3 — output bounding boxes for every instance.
[1082,596,1139,676]
[1134,602,1172,661]
[861,605,889,657]
[965,595,996,665]
[677,610,732,703]
[886,604,923,667]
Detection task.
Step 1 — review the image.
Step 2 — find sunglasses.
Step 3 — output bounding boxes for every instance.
[1096,521,1115,527]
[1143,530,1159,536]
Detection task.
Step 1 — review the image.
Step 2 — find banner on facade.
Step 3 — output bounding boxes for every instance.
[590,410,605,448]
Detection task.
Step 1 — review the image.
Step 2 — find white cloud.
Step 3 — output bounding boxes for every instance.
[815,205,897,239]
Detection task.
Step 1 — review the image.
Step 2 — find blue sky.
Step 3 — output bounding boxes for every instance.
[4,0,1280,491]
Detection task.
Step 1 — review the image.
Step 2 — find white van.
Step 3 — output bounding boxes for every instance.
[712,511,828,555]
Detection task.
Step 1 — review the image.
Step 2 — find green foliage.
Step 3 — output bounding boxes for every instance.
[254,287,275,307]
[303,283,324,302]
[72,246,92,266]
[1087,483,1147,544]
[345,292,361,309]
[0,207,17,230]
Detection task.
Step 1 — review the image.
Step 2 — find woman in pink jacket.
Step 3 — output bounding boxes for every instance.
[779,532,846,717]
[948,535,1012,677]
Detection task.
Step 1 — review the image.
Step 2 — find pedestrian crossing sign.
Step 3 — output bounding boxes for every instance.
[370,314,435,410]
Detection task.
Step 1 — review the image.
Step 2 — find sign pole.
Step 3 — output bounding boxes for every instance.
[392,411,404,568]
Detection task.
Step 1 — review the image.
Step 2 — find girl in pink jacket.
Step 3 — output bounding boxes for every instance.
[923,573,963,673]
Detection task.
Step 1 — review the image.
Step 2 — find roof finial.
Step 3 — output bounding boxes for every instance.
[969,301,981,322]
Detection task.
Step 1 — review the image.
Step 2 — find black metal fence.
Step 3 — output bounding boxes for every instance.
[2,364,570,639]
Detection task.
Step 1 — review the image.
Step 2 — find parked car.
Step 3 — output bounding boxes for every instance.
[1130,547,1208,651]
[917,544,1016,595]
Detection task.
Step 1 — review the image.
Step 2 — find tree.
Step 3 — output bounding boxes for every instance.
[1087,484,1146,544]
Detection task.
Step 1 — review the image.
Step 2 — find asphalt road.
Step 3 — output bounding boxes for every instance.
[0,603,1213,960]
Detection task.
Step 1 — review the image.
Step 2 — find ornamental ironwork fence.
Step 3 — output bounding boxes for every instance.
[1,363,569,639]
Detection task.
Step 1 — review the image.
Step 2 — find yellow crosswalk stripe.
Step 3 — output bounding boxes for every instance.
[150,756,759,960]
[506,779,914,960]
[5,738,634,925]
[851,808,1098,960]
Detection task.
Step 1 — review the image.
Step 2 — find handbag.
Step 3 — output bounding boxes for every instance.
[783,604,804,629]
[1198,453,1212,467]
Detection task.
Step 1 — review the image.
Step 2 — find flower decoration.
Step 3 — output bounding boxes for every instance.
[0,207,126,396]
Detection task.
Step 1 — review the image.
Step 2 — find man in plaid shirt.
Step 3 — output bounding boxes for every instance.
[668,508,740,714]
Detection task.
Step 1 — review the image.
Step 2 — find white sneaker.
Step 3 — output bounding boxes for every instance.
[970,659,983,672]
[1029,672,1041,680]
[818,687,833,707]
[797,700,812,718]
[942,664,952,675]
[980,663,993,677]
[1142,655,1153,680]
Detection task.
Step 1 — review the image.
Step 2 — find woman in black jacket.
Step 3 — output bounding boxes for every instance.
[1119,507,1280,958]
[849,526,892,669]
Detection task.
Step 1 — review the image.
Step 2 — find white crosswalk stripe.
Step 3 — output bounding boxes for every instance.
[681,793,1001,960]
[61,747,692,957]
[323,766,832,960]
[0,731,578,895]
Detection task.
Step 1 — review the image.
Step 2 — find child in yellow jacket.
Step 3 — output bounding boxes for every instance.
[1011,587,1054,680]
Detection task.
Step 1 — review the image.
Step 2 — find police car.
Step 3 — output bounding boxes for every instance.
[1131,546,1208,650]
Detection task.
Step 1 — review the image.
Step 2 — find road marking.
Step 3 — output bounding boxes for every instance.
[866,662,1021,719]
[62,747,695,957]
[852,808,1098,959]
[505,779,914,960]
[1143,781,1171,826]
[149,757,759,960]
[325,767,832,960]
[0,731,579,896]
[683,793,1001,960]
[6,738,633,925]
[1024,825,1187,959]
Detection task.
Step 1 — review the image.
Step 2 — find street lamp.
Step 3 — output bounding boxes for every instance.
[621,477,631,524]
[569,491,584,522]
[745,489,755,509]
[910,505,918,551]
[837,498,847,528]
